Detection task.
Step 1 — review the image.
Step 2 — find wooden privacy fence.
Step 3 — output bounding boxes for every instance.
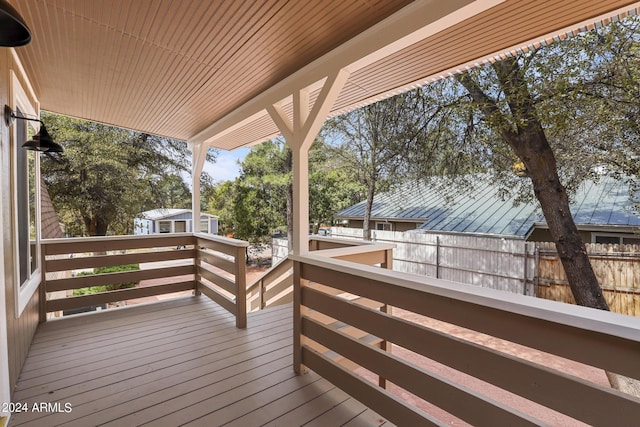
[330,228,537,296]
[330,228,640,317]
[538,242,640,316]
[41,233,249,327]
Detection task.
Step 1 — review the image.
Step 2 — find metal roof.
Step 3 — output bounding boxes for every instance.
[336,176,640,237]
[8,0,640,150]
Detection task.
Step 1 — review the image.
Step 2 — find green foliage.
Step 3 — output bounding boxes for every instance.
[40,113,217,236]
[73,264,140,295]
[205,139,364,241]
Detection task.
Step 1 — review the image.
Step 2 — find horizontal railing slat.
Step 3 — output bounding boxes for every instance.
[302,316,539,427]
[46,281,194,313]
[301,284,640,425]
[297,259,640,380]
[197,250,235,274]
[42,234,193,255]
[197,238,240,257]
[197,282,236,314]
[47,265,194,292]
[46,249,194,272]
[301,346,440,427]
[197,265,236,295]
[263,275,293,302]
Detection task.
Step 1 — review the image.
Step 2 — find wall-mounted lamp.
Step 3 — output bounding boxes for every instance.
[0,0,31,47]
[4,105,64,152]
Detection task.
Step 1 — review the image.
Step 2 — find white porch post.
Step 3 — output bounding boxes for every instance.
[267,69,350,255]
[190,142,208,233]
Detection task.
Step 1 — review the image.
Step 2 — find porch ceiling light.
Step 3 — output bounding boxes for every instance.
[0,0,31,47]
[4,105,64,152]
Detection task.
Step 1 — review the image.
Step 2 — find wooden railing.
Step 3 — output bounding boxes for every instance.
[41,233,248,328]
[246,237,394,312]
[247,257,293,312]
[195,233,249,328]
[291,253,640,426]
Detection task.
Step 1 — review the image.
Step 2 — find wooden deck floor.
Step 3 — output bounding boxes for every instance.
[9,296,390,427]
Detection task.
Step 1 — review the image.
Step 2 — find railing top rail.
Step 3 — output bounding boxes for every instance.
[309,235,375,246]
[247,256,292,291]
[314,242,396,259]
[290,253,640,342]
[42,232,251,248]
[41,233,192,245]
[195,232,250,248]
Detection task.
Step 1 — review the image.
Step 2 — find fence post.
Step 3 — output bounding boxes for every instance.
[436,236,440,279]
[523,243,528,295]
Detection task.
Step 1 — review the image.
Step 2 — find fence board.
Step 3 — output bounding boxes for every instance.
[538,243,640,316]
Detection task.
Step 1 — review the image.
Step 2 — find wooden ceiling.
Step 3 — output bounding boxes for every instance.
[9,0,640,150]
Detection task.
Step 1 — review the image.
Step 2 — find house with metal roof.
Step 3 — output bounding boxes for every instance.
[337,175,640,244]
[134,209,218,235]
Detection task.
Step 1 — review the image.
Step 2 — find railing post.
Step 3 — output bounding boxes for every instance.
[379,247,394,389]
[39,245,47,323]
[259,279,265,309]
[193,236,201,296]
[293,260,304,374]
[235,246,247,329]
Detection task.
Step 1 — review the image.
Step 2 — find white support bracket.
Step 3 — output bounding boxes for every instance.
[267,69,350,254]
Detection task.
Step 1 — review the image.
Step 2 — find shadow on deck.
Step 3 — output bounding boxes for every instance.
[10,296,389,426]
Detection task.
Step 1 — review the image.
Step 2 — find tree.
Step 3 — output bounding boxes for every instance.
[309,141,364,231]
[322,93,430,240]
[206,138,364,242]
[41,113,212,236]
[154,174,192,209]
[454,57,608,310]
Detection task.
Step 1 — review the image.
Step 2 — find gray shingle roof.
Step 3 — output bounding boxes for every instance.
[336,175,640,237]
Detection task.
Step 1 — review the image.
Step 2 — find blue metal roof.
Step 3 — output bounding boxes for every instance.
[336,175,640,237]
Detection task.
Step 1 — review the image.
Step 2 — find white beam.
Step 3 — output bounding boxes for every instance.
[268,70,350,255]
[266,104,293,142]
[191,142,208,232]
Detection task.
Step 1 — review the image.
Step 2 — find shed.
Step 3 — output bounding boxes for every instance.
[134,209,219,235]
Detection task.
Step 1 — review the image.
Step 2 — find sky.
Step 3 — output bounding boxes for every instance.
[204,147,250,182]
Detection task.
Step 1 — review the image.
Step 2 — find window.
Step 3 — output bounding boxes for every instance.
[10,69,43,316]
[200,219,209,233]
[158,221,172,233]
[376,222,393,231]
[174,220,187,233]
[15,112,39,287]
[593,233,640,245]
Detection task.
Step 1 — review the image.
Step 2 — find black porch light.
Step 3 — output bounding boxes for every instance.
[4,105,64,152]
[0,0,31,47]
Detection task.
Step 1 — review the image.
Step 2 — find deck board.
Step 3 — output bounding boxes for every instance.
[9,296,387,427]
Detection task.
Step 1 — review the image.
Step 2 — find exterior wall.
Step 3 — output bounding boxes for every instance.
[1,49,40,396]
[393,222,420,232]
[347,219,364,228]
[527,227,591,244]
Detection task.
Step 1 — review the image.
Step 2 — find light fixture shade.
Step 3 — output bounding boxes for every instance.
[0,0,31,47]
[22,125,64,152]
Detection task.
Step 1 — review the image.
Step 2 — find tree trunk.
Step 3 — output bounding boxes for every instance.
[363,181,375,241]
[513,131,609,309]
[456,58,609,311]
